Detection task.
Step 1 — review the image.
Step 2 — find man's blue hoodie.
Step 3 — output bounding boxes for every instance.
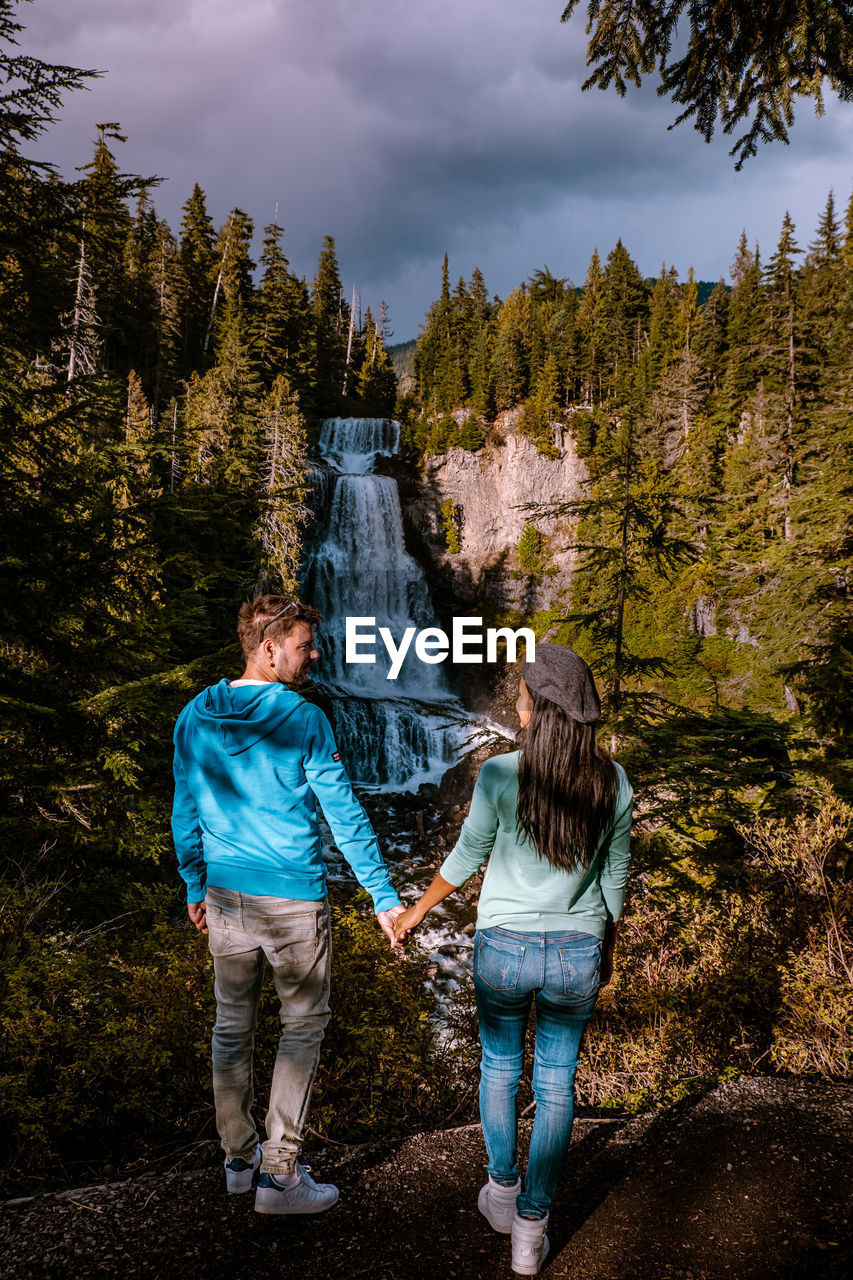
[171,679,399,912]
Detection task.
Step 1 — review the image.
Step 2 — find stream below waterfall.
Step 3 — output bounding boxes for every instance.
[302,417,514,1010]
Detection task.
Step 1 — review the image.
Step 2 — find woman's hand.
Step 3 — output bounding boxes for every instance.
[392,904,425,943]
[599,921,617,987]
[392,872,458,944]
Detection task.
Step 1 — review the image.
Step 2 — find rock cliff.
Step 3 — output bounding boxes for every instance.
[404,408,589,613]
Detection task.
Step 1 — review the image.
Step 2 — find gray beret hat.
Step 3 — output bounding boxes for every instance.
[521,641,601,723]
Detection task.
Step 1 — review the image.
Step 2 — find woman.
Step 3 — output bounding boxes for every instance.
[393,643,633,1276]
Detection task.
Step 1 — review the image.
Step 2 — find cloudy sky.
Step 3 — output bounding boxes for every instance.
[22,0,853,338]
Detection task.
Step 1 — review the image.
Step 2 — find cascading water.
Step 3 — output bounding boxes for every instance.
[303,417,471,789]
[305,418,516,1015]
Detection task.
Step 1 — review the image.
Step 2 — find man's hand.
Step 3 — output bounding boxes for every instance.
[188,900,208,935]
[376,904,406,949]
[391,904,425,944]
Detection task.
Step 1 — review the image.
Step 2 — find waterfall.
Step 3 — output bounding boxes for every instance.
[318,415,400,474]
[303,417,467,788]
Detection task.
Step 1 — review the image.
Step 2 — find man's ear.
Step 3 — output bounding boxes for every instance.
[261,637,277,667]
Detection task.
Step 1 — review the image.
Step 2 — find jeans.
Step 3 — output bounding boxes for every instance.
[473,925,602,1219]
[205,886,331,1176]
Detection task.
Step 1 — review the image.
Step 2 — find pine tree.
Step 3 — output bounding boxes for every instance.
[56,231,101,381]
[693,279,729,391]
[560,0,853,168]
[844,188,853,276]
[416,253,459,414]
[0,0,99,365]
[104,370,167,663]
[761,212,801,542]
[177,183,217,371]
[124,191,159,391]
[193,306,263,488]
[356,305,397,414]
[521,350,560,456]
[674,267,700,354]
[643,263,681,391]
[492,286,531,410]
[311,234,348,414]
[779,278,853,704]
[719,232,764,418]
[76,124,142,371]
[529,401,694,748]
[207,208,255,354]
[574,249,606,403]
[147,219,182,421]
[649,346,710,467]
[253,220,314,397]
[518,521,545,573]
[256,375,310,591]
[341,285,365,400]
[468,323,495,419]
[459,268,496,419]
[798,192,844,413]
[600,239,647,396]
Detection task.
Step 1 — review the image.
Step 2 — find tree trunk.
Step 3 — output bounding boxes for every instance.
[68,236,87,383]
[205,217,231,352]
[342,284,358,395]
[784,312,795,541]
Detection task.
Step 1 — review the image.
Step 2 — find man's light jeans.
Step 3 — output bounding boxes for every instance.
[205,886,331,1176]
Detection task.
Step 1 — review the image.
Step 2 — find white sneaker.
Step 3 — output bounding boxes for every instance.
[511,1210,550,1275]
[478,1175,521,1233]
[224,1142,262,1193]
[254,1164,339,1215]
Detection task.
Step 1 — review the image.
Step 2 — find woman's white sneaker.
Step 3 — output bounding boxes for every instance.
[511,1210,550,1275]
[254,1163,339,1215]
[224,1142,262,1193]
[477,1175,521,1232]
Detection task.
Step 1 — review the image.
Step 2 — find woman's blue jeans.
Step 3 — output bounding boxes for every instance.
[473,926,602,1219]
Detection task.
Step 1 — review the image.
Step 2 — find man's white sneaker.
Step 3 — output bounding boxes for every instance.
[477,1175,521,1233]
[254,1164,339,1215]
[511,1210,550,1275]
[224,1142,262,1193]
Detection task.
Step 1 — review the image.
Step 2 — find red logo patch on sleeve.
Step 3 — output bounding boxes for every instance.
[332,752,340,762]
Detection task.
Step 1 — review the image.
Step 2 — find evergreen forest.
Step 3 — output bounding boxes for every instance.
[0,0,850,1200]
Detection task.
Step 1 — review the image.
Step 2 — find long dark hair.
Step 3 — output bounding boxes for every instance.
[517,692,617,873]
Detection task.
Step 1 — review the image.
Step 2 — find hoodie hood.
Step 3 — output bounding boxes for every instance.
[178,679,306,756]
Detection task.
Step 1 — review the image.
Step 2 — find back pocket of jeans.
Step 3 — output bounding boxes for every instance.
[205,902,232,955]
[264,911,322,964]
[558,938,602,1000]
[476,934,525,991]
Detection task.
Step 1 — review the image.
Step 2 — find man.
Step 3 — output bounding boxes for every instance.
[171,594,404,1214]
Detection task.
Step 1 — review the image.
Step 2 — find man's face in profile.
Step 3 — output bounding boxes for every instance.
[272,621,319,686]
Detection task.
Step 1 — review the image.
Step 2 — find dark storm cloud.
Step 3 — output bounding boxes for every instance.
[21,0,853,336]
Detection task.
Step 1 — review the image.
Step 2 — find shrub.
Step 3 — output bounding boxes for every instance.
[440,498,462,554]
[517,522,546,574]
[457,416,485,451]
[0,881,472,1197]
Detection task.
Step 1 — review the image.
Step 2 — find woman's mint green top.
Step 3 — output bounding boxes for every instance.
[439,750,633,937]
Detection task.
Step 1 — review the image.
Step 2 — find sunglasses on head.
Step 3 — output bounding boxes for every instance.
[259,601,298,638]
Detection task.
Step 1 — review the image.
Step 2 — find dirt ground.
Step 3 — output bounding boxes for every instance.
[1,1078,850,1280]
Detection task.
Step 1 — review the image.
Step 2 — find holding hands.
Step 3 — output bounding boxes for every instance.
[391,903,426,944]
[390,871,457,945]
[376,904,407,948]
